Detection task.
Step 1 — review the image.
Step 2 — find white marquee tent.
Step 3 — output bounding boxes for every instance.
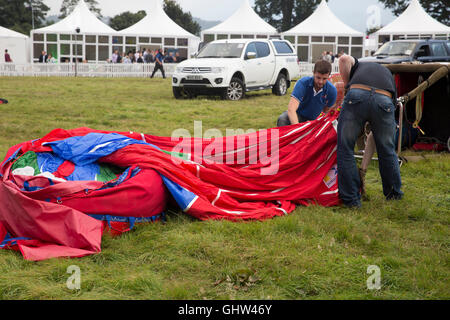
[201,0,278,42]
[282,0,365,63]
[119,0,200,59]
[31,0,118,63]
[0,26,30,64]
[375,0,450,46]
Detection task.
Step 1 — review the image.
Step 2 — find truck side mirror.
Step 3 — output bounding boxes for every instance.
[246,52,257,60]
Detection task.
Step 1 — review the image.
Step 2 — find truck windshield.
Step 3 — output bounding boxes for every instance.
[197,43,244,58]
[374,42,417,56]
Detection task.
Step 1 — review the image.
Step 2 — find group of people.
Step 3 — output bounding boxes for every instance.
[110,48,185,65]
[321,50,346,64]
[277,57,403,208]
[38,51,57,63]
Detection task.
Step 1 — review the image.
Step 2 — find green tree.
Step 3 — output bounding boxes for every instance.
[379,0,449,25]
[163,0,201,36]
[59,0,102,19]
[254,0,323,32]
[0,0,50,35]
[109,10,146,31]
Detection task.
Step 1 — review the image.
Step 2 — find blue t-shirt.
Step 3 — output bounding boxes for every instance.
[155,53,164,64]
[291,77,337,120]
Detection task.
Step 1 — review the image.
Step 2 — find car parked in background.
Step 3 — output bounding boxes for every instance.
[172,39,300,100]
[360,39,450,64]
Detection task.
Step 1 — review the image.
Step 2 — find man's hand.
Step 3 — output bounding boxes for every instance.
[287,97,300,125]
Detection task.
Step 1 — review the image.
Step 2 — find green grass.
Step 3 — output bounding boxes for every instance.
[0,77,449,300]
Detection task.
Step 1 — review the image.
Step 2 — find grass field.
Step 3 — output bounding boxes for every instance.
[0,77,448,300]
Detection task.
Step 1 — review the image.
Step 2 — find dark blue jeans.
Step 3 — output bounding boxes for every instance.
[337,88,403,207]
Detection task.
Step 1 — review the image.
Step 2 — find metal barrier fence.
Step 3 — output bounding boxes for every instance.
[0,62,339,78]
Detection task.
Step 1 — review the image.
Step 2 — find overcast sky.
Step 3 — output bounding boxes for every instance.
[42,0,397,32]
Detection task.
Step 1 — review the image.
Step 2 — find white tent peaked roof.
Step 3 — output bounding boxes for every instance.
[376,0,450,34]
[202,0,277,34]
[33,0,116,34]
[120,0,198,39]
[0,26,28,39]
[283,0,363,36]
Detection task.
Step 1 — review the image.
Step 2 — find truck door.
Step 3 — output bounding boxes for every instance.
[243,42,260,87]
[254,42,276,86]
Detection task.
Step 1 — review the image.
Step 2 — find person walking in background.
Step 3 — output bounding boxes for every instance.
[4,49,12,63]
[150,49,166,79]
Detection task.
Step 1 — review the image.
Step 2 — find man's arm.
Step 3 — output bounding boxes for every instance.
[338,55,355,87]
[287,97,301,125]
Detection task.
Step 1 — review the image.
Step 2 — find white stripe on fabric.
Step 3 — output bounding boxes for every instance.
[321,189,339,196]
[276,207,288,215]
[221,189,259,196]
[183,195,199,212]
[196,165,200,178]
[290,128,314,145]
[271,187,286,193]
[281,122,311,138]
[89,141,113,153]
[315,121,331,138]
[141,133,146,142]
[221,209,244,215]
[315,146,337,171]
[212,189,222,206]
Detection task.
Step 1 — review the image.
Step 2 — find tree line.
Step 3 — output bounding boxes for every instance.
[0,0,201,35]
[0,0,447,36]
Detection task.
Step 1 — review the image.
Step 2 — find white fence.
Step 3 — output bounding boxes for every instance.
[298,62,340,78]
[0,63,178,78]
[0,62,339,78]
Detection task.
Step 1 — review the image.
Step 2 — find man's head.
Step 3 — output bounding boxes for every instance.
[313,60,332,90]
[5,49,7,53]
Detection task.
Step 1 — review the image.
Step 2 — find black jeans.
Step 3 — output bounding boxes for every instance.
[151,63,166,78]
[337,88,403,207]
[277,111,309,127]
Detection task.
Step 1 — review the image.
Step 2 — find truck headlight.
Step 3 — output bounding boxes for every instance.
[175,67,183,73]
[211,67,225,73]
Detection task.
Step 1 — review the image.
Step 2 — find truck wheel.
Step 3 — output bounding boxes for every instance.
[173,87,194,99]
[222,78,245,101]
[272,73,288,96]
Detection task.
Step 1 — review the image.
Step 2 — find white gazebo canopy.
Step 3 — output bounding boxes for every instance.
[120,0,198,39]
[31,0,118,63]
[375,0,450,43]
[1,26,28,39]
[0,26,30,63]
[201,0,278,42]
[33,0,116,34]
[282,0,365,62]
[283,0,363,36]
[119,0,200,58]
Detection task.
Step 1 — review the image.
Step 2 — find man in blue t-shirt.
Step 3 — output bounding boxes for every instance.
[277,60,337,126]
[150,49,166,79]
